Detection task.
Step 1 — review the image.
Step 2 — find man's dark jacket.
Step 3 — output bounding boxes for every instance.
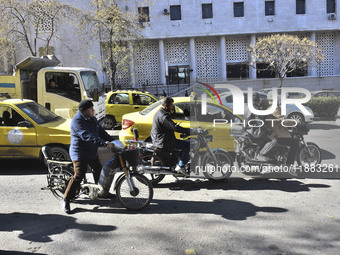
[70,110,113,161]
[151,108,189,150]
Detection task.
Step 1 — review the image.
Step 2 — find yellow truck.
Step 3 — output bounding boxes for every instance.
[0,56,106,121]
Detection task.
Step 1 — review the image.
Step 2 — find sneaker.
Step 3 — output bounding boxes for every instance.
[255,155,271,162]
[287,166,297,177]
[61,198,71,214]
[175,164,188,175]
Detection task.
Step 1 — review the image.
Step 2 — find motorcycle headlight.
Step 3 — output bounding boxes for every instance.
[205,135,213,143]
[111,140,124,152]
[190,139,200,150]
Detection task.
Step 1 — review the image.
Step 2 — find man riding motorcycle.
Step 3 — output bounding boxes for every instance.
[246,95,299,176]
[151,97,192,175]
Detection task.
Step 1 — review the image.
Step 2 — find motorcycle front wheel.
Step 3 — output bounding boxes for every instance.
[202,150,234,180]
[116,173,153,211]
[297,142,322,166]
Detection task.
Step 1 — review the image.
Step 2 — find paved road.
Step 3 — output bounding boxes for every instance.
[1,122,339,255]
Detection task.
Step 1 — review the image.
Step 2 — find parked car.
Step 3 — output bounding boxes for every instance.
[119,97,242,152]
[311,90,340,98]
[0,99,71,161]
[260,88,306,99]
[218,90,314,123]
[104,90,158,129]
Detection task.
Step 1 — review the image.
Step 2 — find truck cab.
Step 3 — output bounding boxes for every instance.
[0,56,106,121]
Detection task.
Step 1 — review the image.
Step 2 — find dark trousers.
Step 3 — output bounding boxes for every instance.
[175,139,190,166]
[277,138,300,165]
[64,157,102,200]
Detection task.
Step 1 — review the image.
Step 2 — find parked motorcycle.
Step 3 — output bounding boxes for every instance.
[41,142,153,211]
[231,121,322,174]
[126,128,234,184]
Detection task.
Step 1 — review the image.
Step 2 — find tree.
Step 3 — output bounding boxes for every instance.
[81,0,145,90]
[0,0,79,58]
[248,34,324,87]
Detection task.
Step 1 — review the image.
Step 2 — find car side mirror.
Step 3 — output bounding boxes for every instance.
[92,88,99,102]
[17,120,33,128]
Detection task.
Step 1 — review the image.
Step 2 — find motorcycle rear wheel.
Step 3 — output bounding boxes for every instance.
[297,142,322,166]
[116,173,153,211]
[202,150,234,180]
[47,168,73,200]
[142,153,166,185]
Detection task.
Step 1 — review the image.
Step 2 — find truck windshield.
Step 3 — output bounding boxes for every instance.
[16,102,60,125]
[80,71,104,98]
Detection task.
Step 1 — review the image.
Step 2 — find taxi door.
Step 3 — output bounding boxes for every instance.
[106,92,131,122]
[0,106,38,158]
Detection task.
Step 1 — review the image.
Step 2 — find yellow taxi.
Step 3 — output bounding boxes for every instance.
[119,97,242,152]
[0,99,71,161]
[104,90,158,129]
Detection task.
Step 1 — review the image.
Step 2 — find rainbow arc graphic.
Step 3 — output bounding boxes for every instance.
[198,82,222,105]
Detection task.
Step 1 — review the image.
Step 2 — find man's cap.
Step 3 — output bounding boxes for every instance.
[79,99,94,111]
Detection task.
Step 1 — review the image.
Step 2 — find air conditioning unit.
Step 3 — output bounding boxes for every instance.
[328,13,336,20]
[163,8,169,14]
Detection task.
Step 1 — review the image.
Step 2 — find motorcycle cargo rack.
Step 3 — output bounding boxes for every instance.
[124,148,142,166]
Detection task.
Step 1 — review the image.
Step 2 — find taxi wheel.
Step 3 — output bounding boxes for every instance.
[51,146,71,161]
[103,116,116,130]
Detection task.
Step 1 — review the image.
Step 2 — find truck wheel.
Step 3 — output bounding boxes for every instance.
[103,116,116,130]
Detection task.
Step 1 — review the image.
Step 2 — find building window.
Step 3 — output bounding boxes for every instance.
[168,66,190,85]
[296,0,306,14]
[265,1,275,16]
[256,63,276,78]
[202,3,213,19]
[170,5,181,20]
[234,2,244,17]
[138,7,149,22]
[327,0,336,13]
[226,63,249,79]
[286,66,308,77]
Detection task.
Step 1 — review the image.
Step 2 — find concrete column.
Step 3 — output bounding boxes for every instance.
[158,39,166,85]
[249,34,257,79]
[189,38,197,83]
[220,36,227,80]
[309,32,317,77]
[128,42,136,87]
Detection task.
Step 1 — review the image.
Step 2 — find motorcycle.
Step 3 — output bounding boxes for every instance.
[231,121,322,174]
[126,128,234,184]
[41,141,153,211]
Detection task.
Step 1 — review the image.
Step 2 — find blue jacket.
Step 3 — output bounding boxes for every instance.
[70,110,113,161]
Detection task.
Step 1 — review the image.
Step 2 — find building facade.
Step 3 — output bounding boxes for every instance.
[3,0,340,95]
[115,0,340,94]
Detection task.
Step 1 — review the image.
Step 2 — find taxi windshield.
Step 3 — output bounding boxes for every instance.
[16,102,60,124]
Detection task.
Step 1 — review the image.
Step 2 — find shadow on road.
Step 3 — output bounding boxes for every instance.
[0,159,45,175]
[0,251,47,255]
[148,198,287,220]
[320,148,336,160]
[154,178,331,193]
[0,212,116,242]
[68,197,287,221]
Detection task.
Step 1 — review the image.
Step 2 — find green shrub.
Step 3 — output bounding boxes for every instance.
[305,97,340,117]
